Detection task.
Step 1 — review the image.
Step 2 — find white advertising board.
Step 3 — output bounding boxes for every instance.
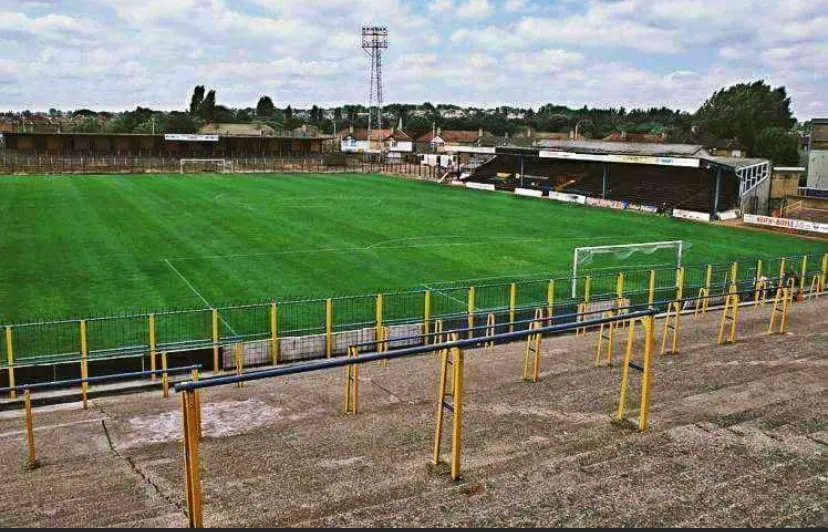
[585,197,629,210]
[744,214,828,234]
[165,134,219,142]
[465,181,496,191]
[718,209,739,220]
[672,209,711,222]
[514,187,544,198]
[539,150,700,168]
[548,191,587,204]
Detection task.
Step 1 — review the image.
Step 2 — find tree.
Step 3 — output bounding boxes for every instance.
[256,96,276,118]
[73,116,101,133]
[695,80,795,154]
[162,111,199,133]
[753,127,801,166]
[199,90,216,121]
[189,86,205,114]
[284,105,293,121]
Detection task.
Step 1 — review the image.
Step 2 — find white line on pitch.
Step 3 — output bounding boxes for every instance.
[163,258,239,335]
[421,283,468,309]
[166,235,615,262]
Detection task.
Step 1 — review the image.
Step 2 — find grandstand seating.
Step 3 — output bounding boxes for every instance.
[470,154,738,213]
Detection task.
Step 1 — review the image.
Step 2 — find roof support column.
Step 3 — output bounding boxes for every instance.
[711,166,722,219]
[601,162,609,198]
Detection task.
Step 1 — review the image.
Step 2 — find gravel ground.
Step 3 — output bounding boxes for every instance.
[0,298,825,527]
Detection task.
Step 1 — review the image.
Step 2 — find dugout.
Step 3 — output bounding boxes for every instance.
[464,141,770,218]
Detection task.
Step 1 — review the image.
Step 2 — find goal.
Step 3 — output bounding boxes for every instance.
[179,158,233,174]
[571,240,684,297]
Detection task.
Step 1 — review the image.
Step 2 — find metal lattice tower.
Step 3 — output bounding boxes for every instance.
[361,26,388,135]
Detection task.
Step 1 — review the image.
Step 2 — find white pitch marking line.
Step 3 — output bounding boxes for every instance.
[166,235,616,262]
[163,258,239,336]
[422,283,468,309]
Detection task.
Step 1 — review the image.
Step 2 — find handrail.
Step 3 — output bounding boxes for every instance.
[0,364,202,395]
[175,310,658,392]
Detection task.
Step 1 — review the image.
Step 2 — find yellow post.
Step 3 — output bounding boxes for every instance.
[270,302,279,365]
[376,293,384,342]
[450,347,464,481]
[754,259,764,307]
[729,261,738,289]
[148,313,157,382]
[638,315,655,432]
[344,346,359,415]
[24,389,38,469]
[182,390,203,528]
[234,343,244,387]
[423,290,432,342]
[211,308,219,373]
[616,272,624,300]
[325,298,333,358]
[821,253,827,294]
[705,264,712,291]
[778,257,786,282]
[675,267,684,301]
[5,326,15,400]
[466,286,475,339]
[800,255,808,292]
[584,275,592,303]
[546,280,555,321]
[509,283,517,332]
[161,352,169,398]
[647,269,656,308]
[80,320,88,410]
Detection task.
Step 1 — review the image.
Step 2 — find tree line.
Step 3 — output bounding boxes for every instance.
[33,80,805,165]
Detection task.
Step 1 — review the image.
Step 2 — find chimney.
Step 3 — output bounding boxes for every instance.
[527,127,532,138]
[349,124,354,134]
[620,130,627,141]
[398,116,403,131]
[478,127,483,138]
[437,127,442,136]
[661,131,667,141]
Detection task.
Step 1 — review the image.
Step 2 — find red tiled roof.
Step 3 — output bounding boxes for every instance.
[341,128,412,142]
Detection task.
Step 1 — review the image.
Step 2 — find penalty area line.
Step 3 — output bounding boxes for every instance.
[163,258,239,336]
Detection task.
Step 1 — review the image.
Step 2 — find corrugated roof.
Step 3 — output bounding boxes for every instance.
[535,139,707,157]
[199,123,276,136]
[701,156,768,169]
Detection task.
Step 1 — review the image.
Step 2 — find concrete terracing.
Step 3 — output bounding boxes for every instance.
[0,298,826,527]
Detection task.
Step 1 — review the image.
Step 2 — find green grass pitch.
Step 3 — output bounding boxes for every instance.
[0,172,824,324]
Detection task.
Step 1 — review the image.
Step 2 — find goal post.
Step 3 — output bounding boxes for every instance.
[571,240,684,298]
[179,158,233,174]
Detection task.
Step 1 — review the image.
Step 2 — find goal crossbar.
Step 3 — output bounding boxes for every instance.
[572,240,683,297]
[179,158,232,174]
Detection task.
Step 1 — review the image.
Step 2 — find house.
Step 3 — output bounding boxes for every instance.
[339,126,413,154]
[199,123,276,136]
[415,128,484,153]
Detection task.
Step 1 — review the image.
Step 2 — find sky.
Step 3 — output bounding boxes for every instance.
[0,0,826,118]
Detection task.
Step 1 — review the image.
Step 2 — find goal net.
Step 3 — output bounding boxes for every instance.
[179,158,233,174]
[571,240,684,297]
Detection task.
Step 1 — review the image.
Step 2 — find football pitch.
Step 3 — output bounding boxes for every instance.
[0,172,824,324]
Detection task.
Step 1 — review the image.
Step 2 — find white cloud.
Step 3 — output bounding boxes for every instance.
[0,0,826,117]
[456,0,493,19]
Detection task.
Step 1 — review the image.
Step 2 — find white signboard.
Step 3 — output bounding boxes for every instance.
[514,187,544,198]
[586,197,629,210]
[673,209,711,222]
[445,145,496,154]
[164,134,219,142]
[744,214,828,234]
[465,181,496,191]
[718,209,739,220]
[548,191,587,204]
[539,150,700,168]
[628,203,659,214]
